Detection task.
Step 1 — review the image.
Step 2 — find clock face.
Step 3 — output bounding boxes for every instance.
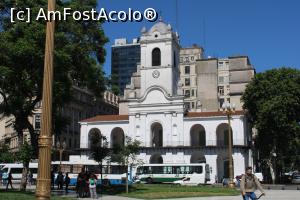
[152,70,160,78]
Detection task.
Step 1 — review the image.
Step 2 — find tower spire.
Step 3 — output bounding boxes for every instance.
[159,11,163,22]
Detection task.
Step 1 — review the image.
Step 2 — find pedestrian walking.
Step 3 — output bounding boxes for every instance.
[65,172,70,193]
[51,170,55,189]
[84,173,89,197]
[5,172,13,190]
[89,174,98,199]
[241,166,265,200]
[0,170,2,186]
[28,170,33,186]
[57,171,64,190]
[2,171,8,186]
[76,168,85,198]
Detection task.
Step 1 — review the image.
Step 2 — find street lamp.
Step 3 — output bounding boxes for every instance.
[36,0,56,199]
[222,102,236,188]
[56,140,67,171]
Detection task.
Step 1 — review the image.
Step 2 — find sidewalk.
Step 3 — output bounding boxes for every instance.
[1,184,299,200]
[67,190,300,200]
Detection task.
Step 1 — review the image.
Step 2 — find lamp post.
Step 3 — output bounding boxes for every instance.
[56,141,67,171]
[222,102,235,188]
[36,0,56,199]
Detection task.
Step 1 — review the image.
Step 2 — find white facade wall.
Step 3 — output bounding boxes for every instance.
[80,121,129,149]
[78,21,251,184]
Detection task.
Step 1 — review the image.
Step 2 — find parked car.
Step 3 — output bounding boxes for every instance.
[254,172,264,183]
[291,173,300,184]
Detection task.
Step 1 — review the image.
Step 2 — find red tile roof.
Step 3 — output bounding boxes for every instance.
[80,111,245,123]
[185,110,245,118]
[80,115,129,123]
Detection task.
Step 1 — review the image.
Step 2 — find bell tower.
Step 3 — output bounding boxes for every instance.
[139,19,180,96]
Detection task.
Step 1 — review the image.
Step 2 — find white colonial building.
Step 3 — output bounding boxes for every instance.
[78,20,253,183]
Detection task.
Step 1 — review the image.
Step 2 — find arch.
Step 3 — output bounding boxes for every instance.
[88,128,101,149]
[152,48,161,66]
[216,155,234,183]
[110,127,125,149]
[190,152,206,163]
[190,124,206,147]
[216,123,233,147]
[150,154,163,164]
[151,122,163,147]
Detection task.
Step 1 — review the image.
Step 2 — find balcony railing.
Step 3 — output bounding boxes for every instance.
[137,140,248,148]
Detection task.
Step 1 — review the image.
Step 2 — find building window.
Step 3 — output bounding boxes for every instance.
[152,48,161,66]
[185,57,189,62]
[184,102,190,110]
[218,86,224,96]
[185,78,190,86]
[220,98,224,108]
[69,138,72,148]
[191,102,195,108]
[218,76,224,84]
[185,66,190,74]
[173,51,176,68]
[191,89,195,96]
[185,90,190,97]
[35,114,41,130]
[191,56,194,61]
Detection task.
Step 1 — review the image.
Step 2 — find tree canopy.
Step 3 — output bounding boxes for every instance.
[242,67,300,175]
[0,0,108,156]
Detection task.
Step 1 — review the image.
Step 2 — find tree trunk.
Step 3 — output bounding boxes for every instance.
[26,120,39,157]
[20,161,29,191]
[15,125,28,191]
[100,162,103,195]
[126,165,129,194]
[268,159,276,184]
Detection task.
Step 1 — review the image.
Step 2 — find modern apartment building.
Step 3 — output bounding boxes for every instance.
[195,56,255,111]
[111,38,141,95]
[179,45,204,111]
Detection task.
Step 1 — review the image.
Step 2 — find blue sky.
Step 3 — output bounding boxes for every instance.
[98,0,300,75]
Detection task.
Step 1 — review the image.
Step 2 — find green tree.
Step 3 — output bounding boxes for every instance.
[106,74,120,95]
[90,134,110,188]
[114,136,141,193]
[0,143,16,163]
[0,0,108,190]
[16,142,33,190]
[242,67,300,183]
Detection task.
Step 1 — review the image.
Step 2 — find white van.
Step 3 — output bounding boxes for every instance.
[2,163,38,183]
[173,173,207,186]
[172,164,211,186]
[254,172,264,183]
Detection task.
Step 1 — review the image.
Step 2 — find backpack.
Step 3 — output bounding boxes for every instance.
[90,179,95,185]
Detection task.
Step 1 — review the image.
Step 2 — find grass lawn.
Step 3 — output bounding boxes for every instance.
[102,184,240,199]
[0,190,74,200]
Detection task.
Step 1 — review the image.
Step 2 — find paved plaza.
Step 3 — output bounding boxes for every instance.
[76,190,300,200]
[90,190,299,200]
[1,184,299,200]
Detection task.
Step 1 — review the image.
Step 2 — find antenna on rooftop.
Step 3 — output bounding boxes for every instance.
[203,18,206,50]
[158,10,163,22]
[175,0,179,32]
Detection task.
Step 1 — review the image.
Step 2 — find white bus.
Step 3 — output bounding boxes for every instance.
[1,163,38,183]
[1,161,132,186]
[51,160,131,186]
[136,163,210,184]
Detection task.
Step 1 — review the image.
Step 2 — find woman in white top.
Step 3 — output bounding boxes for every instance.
[89,174,97,199]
